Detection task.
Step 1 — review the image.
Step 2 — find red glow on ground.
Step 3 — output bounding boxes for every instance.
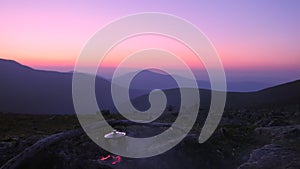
[112,155,122,165]
[100,155,122,165]
[100,155,111,161]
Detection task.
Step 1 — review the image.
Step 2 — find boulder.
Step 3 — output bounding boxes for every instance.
[238,144,300,169]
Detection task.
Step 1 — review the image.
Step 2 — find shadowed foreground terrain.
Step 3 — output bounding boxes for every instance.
[1,106,300,169]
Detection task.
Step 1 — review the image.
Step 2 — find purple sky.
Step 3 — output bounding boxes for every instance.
[0,0,299,83]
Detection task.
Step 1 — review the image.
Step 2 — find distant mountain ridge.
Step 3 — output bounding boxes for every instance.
[0,59,145,114]
[131,79,300,112]
[112,69,274,92]
[229,79,300,108]
[0,58,299,114]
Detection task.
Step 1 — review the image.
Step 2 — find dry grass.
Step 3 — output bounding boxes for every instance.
[0,113,80,141]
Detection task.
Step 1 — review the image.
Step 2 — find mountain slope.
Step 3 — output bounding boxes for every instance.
[224,80,300,109]
[0,59,145,114]
[131,80,300,111]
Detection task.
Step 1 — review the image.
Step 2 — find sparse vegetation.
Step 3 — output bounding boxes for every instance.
[0,113,80,141]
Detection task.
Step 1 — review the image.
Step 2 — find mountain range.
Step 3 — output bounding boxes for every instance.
[0,59,145,114]
[112,69,274,92]
[0,58,299,114]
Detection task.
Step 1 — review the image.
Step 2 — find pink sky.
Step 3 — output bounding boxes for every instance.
[0,0,299,81]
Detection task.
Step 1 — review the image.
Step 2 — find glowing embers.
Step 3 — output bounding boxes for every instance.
[100,155,111,161]
[100,155,122,165]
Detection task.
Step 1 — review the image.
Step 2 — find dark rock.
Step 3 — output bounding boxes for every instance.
[238,144,300,169]
[219,117,244,126]
[0,142,13,150]
[255,125,300,142]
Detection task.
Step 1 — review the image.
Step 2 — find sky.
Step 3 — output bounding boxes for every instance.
[0,0,299,83]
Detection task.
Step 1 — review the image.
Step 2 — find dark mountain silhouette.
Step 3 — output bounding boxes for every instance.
[0,59,145,114]
[226,79,300,109]
[0,58,299,114]
[131,80,300,111]
[113,69,273,92]
[112,69,209,92]
[129,88,210,112]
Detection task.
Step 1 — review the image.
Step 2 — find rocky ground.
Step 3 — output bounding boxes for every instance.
[0,107,300,169]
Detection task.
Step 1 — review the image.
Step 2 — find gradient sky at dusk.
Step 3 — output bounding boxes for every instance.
[0,0,299,82]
